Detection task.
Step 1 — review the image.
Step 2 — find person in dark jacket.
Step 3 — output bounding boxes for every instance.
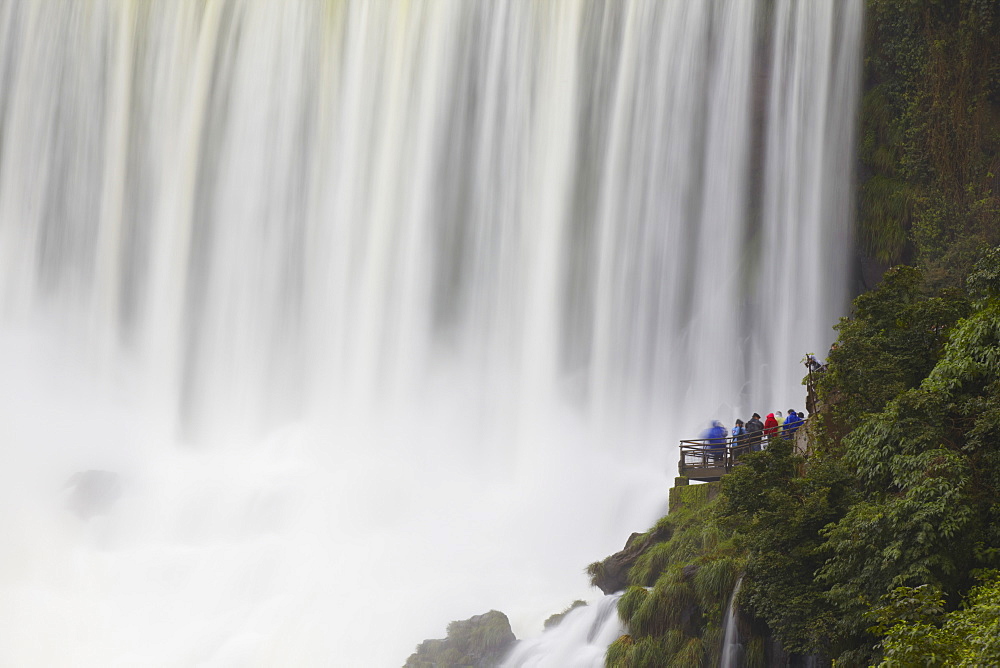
[745,413,764,451]
[763,413,779,441]
[783,409,803,439]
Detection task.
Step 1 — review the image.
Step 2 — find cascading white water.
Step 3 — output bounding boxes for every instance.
[721,576,744,667]
[502,594,625,667]
[0,1,861,665]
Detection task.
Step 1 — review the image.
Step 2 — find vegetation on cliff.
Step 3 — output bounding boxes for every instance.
[717,439,854,657]
[594,484,753,668]
[870,570,1000,666]
[859,0,1000,287]
[592,246,1000,666]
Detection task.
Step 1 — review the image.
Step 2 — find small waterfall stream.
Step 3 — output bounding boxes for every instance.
[721,576,745,668]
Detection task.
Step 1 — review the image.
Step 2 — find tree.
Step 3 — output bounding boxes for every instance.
[871,571,1000,667]
[816,265,968,442]
[818,248,1000,662]
[717,441,854,655]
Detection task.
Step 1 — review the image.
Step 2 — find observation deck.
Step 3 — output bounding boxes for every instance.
[678,421,808,483]
[678,440,752,483]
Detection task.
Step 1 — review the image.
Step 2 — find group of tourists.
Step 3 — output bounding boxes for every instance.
[688,354,822,469]
[699,409,806,459]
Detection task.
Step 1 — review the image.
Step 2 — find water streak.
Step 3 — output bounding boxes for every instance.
[721,576,744,667]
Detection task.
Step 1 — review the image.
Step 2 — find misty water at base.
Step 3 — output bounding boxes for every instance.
[0,1,861,665]
[502,594,624,667]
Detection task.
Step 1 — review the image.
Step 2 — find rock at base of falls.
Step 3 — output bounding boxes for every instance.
[404,610,516,668]
[543,600,587,630]
[587,524,672,595]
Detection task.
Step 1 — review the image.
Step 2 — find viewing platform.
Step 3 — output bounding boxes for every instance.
[678,421,809,483]
[678,440,752,483]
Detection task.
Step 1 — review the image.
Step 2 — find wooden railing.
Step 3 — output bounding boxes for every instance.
[678,439,751,475]
[678,420,807,481]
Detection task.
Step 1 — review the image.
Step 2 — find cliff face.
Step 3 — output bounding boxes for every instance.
[594,450,836,668]
[588,482,748,667]
[857,0,1000,289]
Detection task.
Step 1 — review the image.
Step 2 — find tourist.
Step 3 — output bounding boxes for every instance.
[805,353,823,372]
[783,409,803,439]
[763,412,779,441]
[701,420,728,463]
[745,413,764,451]
[731,419,747,449]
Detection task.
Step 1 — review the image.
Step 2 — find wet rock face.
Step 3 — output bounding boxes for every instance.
[404,610,516,668]
[589,523,673,595]
[64,470,121,519]
[589,531,647,595]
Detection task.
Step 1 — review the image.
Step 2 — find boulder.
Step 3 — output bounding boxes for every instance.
[587,523,671,595]
[404,610,516,668]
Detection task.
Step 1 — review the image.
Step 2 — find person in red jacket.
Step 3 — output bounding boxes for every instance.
[763,413,779,442]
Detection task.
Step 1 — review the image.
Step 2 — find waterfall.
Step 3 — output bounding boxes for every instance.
[721,576,744,667]
[502,594,625,667]
[0,1,861,665]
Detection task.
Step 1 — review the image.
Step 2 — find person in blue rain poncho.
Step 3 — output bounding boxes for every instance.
[731,419,747,448]
[701,420,728,463]
[782,409,803,439]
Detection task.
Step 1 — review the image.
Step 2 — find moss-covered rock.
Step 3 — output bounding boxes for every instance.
[404,610,516,668]
[587,529,666,596]
[589,483,720,596]
[592,480,746,666]
[668,480,719,513]
[542,600,587,630]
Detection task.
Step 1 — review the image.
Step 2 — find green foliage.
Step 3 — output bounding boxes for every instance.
[701,623,724,667]
[605,634,633,667]
[640,571,697,636]
[860,173,915,264]
[602,247,1000,664]
[814,246,1000,662]
[966,245,1000,300]
[871,571,1000,667]
[672,637,705,667]
[587,495,699,594]
[859,0,1000,282]
[718,443,855,655]
[607,484,741,667]
[745,636,766,668]
[817,265,969,440]
[618,586,649,627]
[820,449,977,634]
[619,571,699,641]
[693,557,739,613]
[606,633,680,668]
[940,570,1000,665]
[627,490,728,588]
